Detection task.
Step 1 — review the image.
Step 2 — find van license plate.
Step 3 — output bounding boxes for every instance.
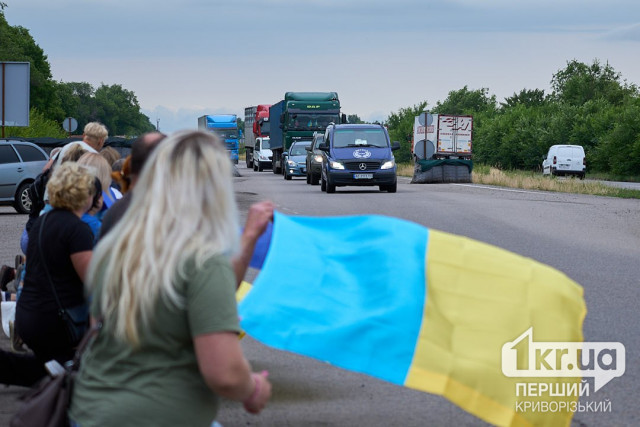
[354,173,373,179]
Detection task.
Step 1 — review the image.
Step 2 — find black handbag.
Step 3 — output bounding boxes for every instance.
[38,212,90,345]
[10,321,101,427]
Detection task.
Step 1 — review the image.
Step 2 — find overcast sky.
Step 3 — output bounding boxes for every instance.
[6,0,640,134]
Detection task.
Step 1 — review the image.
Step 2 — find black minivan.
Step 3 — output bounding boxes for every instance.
[318,124,400,193]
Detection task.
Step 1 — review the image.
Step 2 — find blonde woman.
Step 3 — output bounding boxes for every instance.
[70,130,272,426]
[0,163,96,387]
[99,146,121,169]
[78,151,122,214]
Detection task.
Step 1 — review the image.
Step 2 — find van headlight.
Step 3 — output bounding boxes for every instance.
[329,160,345,170]
[381,159,395,170]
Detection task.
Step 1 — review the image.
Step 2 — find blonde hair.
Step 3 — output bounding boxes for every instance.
[47,163,95,211]
[60,144,88,164]
[84,122,108,146]
[78,152,112,191]
[90,130,240,346]
[100,146,121,168]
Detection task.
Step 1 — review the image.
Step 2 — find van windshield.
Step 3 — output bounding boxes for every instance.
[333,129,388,148]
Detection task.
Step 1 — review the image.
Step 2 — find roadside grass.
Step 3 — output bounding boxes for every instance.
[585,171,640,183]
[397,162,640,199]
[397,163,414,177]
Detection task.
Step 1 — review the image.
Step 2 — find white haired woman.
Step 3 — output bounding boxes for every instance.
[0,163,96,387]
[70,130,272,426]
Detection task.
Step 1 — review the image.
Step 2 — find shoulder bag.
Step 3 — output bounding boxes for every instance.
[10,320,102,427]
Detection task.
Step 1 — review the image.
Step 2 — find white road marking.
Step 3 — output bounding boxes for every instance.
[452,184,544,195]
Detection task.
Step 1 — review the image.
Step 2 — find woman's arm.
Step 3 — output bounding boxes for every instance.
[70,250,92,283]
[231,201,274,287]
[194,331,271,412]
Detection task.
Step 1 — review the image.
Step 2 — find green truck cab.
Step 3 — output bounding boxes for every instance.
[269,92,343,174]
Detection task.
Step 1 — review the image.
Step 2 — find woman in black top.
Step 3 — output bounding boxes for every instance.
[0,162,96,387]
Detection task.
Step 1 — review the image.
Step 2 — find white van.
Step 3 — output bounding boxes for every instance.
[542,145,586,179]
[253,137,272,172]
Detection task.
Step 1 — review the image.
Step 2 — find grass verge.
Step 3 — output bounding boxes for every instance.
[397,162,640,199]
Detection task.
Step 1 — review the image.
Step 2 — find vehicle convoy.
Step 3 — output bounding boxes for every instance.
[284,140,311,180]
[243,105,271,169]
[197,114,240,164]
[269,92,343,174]
[411,113,473,183]
[0,139,49,214]
[305,132,325,185]
[253,137,272,172]
[542,145,586,179]
[318,123,400,193]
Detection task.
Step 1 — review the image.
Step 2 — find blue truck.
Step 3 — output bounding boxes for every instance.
[197,114,240,164]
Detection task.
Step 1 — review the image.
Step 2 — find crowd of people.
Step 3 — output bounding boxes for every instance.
[0,123,273,425]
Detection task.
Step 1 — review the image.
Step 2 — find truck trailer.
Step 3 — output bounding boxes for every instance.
[411,113,473,183]
[197,114,240,164]
[269,92,342,174]
[243,105,271,169]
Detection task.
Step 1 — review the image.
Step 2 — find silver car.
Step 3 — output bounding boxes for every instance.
[0,140,49,214]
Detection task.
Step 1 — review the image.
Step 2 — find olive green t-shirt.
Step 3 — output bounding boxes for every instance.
[69,255,241,427]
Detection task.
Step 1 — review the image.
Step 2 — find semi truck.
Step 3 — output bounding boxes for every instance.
[269,92,343,174]
[411,113,473,183]
[243,105,271,169]
[412,113,473,160]
[197,114,240,164]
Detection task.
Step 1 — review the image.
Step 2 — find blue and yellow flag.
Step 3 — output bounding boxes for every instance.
[238,212,586,427]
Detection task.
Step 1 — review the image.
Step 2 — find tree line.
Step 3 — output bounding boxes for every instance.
[386,60,640,176]
[0,10,154,138]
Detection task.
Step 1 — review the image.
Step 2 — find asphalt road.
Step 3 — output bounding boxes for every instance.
[1,169,638,426]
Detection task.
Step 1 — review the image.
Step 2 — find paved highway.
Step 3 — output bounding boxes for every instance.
[1,168,638,426]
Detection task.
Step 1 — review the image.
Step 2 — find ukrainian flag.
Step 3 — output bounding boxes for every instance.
[239,212,586,427]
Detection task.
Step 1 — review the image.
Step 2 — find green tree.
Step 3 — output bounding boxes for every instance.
[385,101,428,163]
[0,11,63,121]
[5,107,67,138]
[501,89,546,108]
[56,82,98,129]
[93,84,154,136]
[433,86,497,115]
[594,97,640,175]
[346,114,364,124]
[550,59,636,106]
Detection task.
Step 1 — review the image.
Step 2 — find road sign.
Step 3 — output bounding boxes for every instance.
[62,117,78,132]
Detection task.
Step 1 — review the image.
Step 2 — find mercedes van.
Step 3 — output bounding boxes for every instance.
[318,123,400,193]
[542,145,586,179]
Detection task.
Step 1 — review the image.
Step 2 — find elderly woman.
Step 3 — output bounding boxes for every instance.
[0,163,96,387]
[70,130,272,426]
[77,151,122,214]
[77,152,116,239]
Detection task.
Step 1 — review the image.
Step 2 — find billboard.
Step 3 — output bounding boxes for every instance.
[0,62,30,127]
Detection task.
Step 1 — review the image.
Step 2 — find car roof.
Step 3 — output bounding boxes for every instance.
[331,124,383,130]
[0,139,47,149]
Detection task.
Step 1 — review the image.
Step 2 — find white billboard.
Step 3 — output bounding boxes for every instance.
[0,62,30,127]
